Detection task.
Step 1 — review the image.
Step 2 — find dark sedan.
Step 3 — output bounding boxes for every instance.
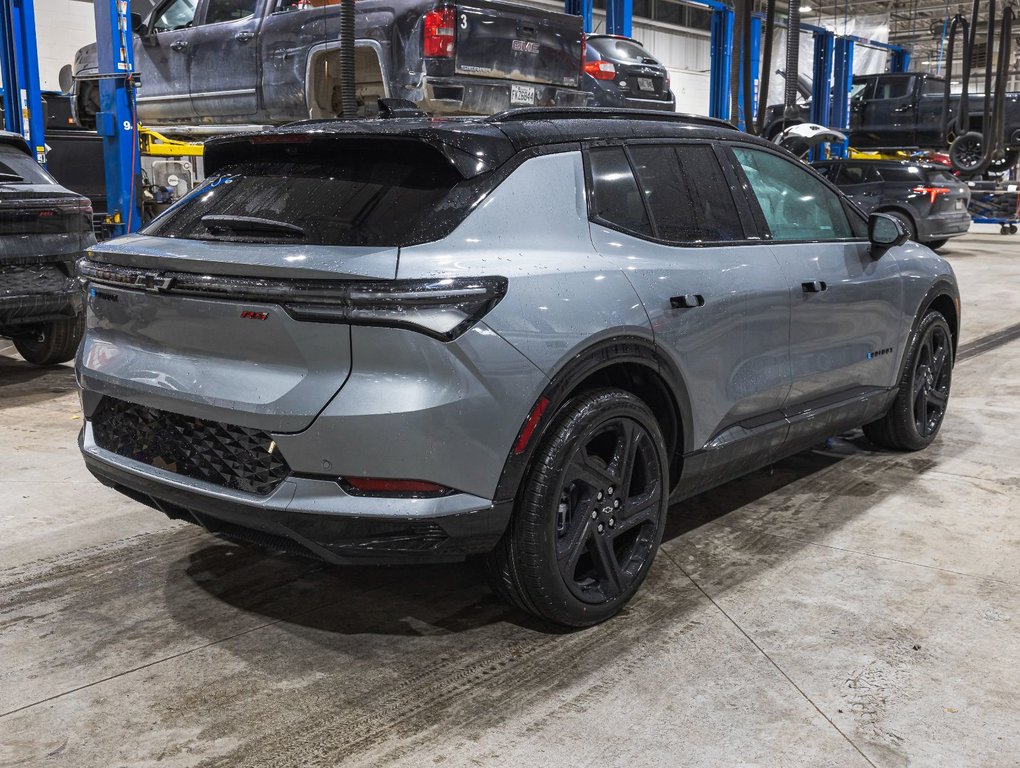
[813,159,971,249]
[581,35,675,112]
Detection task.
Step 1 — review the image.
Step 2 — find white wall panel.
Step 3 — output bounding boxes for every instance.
[34,0,97,91]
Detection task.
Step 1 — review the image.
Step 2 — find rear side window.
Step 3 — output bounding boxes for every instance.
[628,144,744,243]
[143,142,464,247]
[589,38,653,62]
[732,146,852,241]
[588,147,652,237]
[876,165,925,183]
[0,144,53,184]
[835,164,881,185]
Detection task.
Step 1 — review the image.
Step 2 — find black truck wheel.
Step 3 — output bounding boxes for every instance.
[13,316,84,366]
[949,132,987,174]
[486,389,668,627]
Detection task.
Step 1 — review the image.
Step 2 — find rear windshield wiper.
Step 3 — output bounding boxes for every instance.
[200,214,306,239]
[0,172,25,182]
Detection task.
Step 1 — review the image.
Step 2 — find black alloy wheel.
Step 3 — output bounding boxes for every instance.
[554,413,663,605]
[949,131,987,174]
[487,389,668,627]
[864,310,953,451]
[911,321,952,441]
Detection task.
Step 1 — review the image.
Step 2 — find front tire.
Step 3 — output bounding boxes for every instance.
[486,389,669,627]
[13,316,84,366]
[864,311,952,451]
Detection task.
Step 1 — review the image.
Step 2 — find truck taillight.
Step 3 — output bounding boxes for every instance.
[424,6,456,58]
[912,186,950,204]
[583,60,616,80]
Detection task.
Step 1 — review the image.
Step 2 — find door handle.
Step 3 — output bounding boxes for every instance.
[235,31,255,42]
[801,281,828,293]
[670,294,705,309]
[169,40,190,52]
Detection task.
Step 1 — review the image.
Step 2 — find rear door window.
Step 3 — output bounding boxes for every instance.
[627,144,744,243]
[587,146,652,237]
[926,169,959,184]
[143,140,465,246]
[835,164,881,185]
[730,146,853,241]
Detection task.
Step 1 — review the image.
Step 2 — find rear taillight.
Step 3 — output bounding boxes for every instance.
[912,186,950,204]
[342,477,452,497]
[424,6,456,58]
[78,259,508,342]
[583,60,617,80]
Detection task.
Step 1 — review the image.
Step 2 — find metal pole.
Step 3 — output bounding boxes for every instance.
[0,0,45,164]
[93,0,141,236]
[709,6,734,121]
[605,0,632,38]
[565,0,593,34]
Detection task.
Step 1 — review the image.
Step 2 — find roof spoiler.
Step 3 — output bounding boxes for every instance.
[487,107,737,131]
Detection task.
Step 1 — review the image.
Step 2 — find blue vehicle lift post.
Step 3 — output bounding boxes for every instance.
[605,0,633,37]
[830,35,854,158]
[736,14,761,131]
[0,0,45,164]
[93,0,141,236]
[564,0,593,33]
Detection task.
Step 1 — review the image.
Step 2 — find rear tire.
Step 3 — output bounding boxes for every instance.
[925,238,949,250]
[884,210,916,242]
[863,311,952,451]
[486,389,668,627]
[13,316,84,366]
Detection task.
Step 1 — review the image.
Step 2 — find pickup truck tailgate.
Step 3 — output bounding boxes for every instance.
[455,0,583,87]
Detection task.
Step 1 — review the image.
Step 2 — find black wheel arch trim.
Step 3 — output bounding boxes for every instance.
[492,335,693,507]
[902,280,960,376]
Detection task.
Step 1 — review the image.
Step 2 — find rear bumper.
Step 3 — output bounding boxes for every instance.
[81,425,511,565]
[917,210,971,242]
[0,260,80,329]
[421,76,590,115]
[588,89,676,112]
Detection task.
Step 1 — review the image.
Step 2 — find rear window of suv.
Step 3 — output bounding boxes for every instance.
[143,141,465,247]
[0,144,53,184]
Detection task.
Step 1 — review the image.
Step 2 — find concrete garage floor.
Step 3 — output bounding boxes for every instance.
[2,232,1019,767]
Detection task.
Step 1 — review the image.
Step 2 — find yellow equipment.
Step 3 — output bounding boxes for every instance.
[138,125,204,157]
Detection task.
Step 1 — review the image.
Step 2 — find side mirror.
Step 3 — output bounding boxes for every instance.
[131,13,146,34]
[869,212,909,249]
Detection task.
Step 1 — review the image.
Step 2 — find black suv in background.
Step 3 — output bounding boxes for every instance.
[1,132,94,365]
[813,159,971,249]
[581,35,674,111]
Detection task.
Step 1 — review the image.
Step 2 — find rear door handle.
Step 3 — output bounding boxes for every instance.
[801,281,827,293]
[670,294,705,309]
[169,40,190,52]
[235,31,255,42]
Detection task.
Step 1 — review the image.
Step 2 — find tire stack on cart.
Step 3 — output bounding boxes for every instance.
[967,181,1020,235]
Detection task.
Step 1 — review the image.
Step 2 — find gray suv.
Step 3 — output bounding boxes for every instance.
[76,107,959,626]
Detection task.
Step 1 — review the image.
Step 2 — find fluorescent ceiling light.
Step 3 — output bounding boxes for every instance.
[799,3,813,12]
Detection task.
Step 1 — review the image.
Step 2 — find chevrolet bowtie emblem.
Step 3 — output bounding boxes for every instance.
[133,273,174,292]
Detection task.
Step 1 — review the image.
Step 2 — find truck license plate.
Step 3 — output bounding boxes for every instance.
[510,84,535,105]
[637,77,655,92]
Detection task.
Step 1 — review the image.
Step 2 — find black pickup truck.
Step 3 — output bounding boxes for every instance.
[71,0,588,126]
[763,72,1020,170]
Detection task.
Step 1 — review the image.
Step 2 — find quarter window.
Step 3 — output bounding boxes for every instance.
[732,147,852,241]
[628,144,744,243]
[587,147,653,237]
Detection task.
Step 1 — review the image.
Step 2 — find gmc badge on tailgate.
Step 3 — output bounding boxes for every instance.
[512,39,540,54]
